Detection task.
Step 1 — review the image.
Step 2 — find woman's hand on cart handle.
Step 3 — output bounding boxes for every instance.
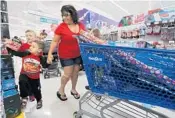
[47,54,53,64]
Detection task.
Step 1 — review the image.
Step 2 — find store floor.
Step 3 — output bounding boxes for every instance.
[13,57,174,118]
[21,72,175,118]
[24,71,88,118]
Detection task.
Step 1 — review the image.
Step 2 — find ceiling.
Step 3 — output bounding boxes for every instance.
[5,0,175,36]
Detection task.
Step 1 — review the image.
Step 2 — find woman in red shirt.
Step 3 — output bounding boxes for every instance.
[47,5,85,101]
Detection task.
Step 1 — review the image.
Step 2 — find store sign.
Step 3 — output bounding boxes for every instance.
[159,9,175,21]
[148,8,161,14]
[40,17,58,24]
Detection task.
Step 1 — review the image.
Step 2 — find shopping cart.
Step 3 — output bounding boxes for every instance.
[74,35,175,118]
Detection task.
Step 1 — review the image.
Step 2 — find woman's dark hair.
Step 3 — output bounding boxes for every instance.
[61,5,79,24]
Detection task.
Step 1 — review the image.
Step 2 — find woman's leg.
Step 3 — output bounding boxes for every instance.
[59,65,74,98]
[71,64,80,94]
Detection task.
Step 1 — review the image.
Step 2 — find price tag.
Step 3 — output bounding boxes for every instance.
[162,20,168,23]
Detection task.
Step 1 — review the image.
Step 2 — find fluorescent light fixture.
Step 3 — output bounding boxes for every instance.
[109,0,131,15]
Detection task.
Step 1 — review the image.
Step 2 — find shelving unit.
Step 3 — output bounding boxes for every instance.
[1,55,21,118]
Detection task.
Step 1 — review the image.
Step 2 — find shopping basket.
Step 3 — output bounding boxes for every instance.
[76,35,175,110]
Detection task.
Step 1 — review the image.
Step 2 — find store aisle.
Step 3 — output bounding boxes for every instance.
[25,72,88,118]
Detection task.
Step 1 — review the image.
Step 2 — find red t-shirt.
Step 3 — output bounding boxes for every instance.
[18,43,31,74]
[18,43,31,52]
[54,22,85,59]
[21,54,41,79]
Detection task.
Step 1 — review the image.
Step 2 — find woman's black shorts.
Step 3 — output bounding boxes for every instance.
[60,56,82,67]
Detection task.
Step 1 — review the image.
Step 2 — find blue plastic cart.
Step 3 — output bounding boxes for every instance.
[74,36,175,118]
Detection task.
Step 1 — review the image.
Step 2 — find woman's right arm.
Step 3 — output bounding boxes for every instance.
[48,34,61,55]
[47,34,61,64]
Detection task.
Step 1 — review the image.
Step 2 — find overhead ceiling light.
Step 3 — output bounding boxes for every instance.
[109,0,131,15]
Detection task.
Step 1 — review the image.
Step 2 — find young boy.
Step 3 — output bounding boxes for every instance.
[19,30,36,51]
[6,40,49,109]
[19,30,37,102]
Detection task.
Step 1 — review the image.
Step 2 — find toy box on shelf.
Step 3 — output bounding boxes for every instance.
[0,78,5,118]
[1,54,21,118]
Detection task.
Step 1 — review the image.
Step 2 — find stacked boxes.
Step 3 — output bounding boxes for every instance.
[1,55,21,118]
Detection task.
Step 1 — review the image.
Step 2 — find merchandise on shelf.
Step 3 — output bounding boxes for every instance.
[161,24,169,41]
[2,77,16,91]
[132,28,139,38]
[167,25,175,41]
[1,55,21,118]
[121,30,127,39]
[153,25,161,35]
[5,37,22,51]
[146,25,153,35]
[4,93,21,118]
[1,55,14,69]
[139,26,146,36]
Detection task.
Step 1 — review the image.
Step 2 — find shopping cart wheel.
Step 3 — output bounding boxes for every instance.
[73,112,82,118]
[95,95,102,101]
[57,72,61,77]
[57,69,61,77]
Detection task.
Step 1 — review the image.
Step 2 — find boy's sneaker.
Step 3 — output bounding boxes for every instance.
[21,98,28,109]
[29,95,35,102]
[36,100,43,109]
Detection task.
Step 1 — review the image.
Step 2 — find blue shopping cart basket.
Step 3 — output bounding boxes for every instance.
[76,36,175,110]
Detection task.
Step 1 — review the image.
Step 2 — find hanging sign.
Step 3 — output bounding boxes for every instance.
[40,17,59,24]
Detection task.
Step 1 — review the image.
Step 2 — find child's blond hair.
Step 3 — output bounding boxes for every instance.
[25,30,36,36]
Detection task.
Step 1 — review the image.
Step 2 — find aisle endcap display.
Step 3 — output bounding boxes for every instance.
[1,55,22,118]
[1,1,22,118]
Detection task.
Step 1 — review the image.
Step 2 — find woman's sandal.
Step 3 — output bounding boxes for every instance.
[71,91,80,99]
[56,91,68,101]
